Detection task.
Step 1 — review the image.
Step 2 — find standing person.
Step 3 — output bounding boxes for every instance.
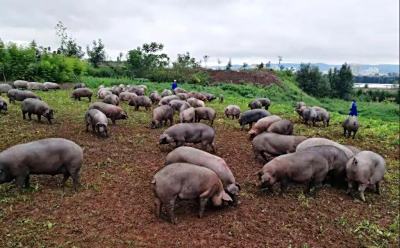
[349,99,358,116]
[171,79,178,91]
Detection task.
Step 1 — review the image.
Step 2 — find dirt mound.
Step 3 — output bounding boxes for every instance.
[208,70,280,86]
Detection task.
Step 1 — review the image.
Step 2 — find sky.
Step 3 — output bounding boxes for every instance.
[0,0,399,65]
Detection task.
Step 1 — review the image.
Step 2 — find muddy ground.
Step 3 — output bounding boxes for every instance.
[0,98,398,247]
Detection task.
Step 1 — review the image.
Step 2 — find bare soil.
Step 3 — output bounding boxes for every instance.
[0,111,398,247]
[208,70,280,86]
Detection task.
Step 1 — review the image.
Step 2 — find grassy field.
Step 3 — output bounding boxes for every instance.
[0,77,398,247]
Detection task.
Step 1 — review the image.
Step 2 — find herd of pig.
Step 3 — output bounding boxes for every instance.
[0,80,385,224]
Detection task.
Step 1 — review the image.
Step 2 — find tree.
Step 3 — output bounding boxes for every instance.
[117,52,124,62]
[217,58,221,70]
[242,62,248,70]
[296,63,331,97]
[126,42,169,77]
[226,58,232,71]
[55,21,84,58]
[257,62,264,70]
[87,39,106,67]
[203,55,209,68]
[173,52,199,68]
[328,63,354,99]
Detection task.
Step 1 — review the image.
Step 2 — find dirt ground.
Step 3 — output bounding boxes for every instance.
[0,107,398,247]
[208,70,280,86]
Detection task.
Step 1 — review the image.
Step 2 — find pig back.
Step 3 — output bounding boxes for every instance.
[165,146,235,186]
[296,138,353,159]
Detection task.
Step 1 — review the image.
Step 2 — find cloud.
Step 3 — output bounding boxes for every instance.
[0,0,398,64]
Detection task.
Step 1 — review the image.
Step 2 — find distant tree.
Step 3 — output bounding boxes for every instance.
[126,42,169,77]
[296,63,330,97]
[203,55,209,68]
[242,62,248,70]
[86,39,106,67]
[226,58,232,71]
[257,62,264,70]
[173,52,199,68]
[55,21,84,58]
[117,52,124,62]
[328,63,354,99]
[278,56,283,70]
[217,58,221,70]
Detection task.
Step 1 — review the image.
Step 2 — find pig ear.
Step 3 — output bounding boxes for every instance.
[221,191,233,202]
[353,158,358,166]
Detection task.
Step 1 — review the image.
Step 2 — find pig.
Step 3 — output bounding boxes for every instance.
[89,102,128,124]
[342,116,359,139]
[43,82,60,90]
[238,109,270,130]
[168,100,191,112]
[127,86,145,96]
[152,163,233,224]
[224,105,241,119]
[110,86,123,96]
[103,94,120,106]
[129,96,152,111]
[180,107,195,123]
[97,88,112,99]
[295,102,306,119]
[165,146,240,198]
[176,93,189,100]
[267,119,294,135]
[0,97,7,113]
[0,83,13,95]
[252,133,307,162]
[257,151,329,195]
[159,123,216,152]
[187,97,205,108]
[203,93,216,102]
[248,100,262,109]
[149,91,161,104]
[71,88,93,102]
[255,98,271,110]
[7,89,40,103]
[301,107,317,126]
[173,88,187,94]
[85,109,108,137]
[312,106,330,127]
[21,98,54,124]
[159,95,180,105]
[27,82,48,91]
[188,92,207,101]
[296,101,306,110]
[346,151,385,201]
[195,107,216,126]
[161,89,173,97]
[0,138,83,191]
[151,105,174,129]
[13,80,28,89]
[119,92,137,102]
[248,115,282,139]
[346,145,361,155]
[301,145,350,185]
[73,83,86,89]
[296,138,354,159]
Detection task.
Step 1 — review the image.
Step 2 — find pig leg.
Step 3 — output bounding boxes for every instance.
[22,111,26,119]
[352,130,357,139]
[280,179,288,194]
[28,113,32,120]
[154,197,162,218]
[37,115,42,122]
[343,129,346,137]
[61,173,70,190]
[15,174,28,191]
[346,181,354,195]
[24,175,30,188]
[375,182,381,195]
[111,119,116,125]
[358,184,367,202]
[168,198,177,224]
[88,96,91,102]
[198,197,208,218]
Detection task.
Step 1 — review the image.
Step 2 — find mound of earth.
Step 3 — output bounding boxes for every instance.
[208,70,280,86]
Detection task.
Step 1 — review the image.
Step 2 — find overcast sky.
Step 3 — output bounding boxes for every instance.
[1,0,399,65]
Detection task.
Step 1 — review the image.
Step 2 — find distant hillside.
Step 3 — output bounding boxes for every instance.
[211,63,399,75]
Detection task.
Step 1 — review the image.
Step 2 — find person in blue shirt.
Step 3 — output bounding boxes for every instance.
[171,79,178,91]
[349,99,358,116]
